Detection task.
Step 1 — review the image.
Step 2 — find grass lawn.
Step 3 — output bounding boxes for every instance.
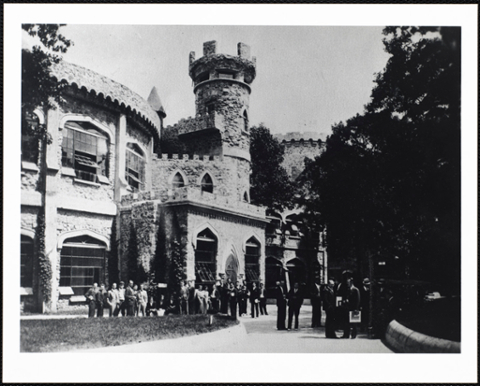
[396,297,460,342]
[21,314,238,352]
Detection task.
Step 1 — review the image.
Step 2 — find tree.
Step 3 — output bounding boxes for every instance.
[22,24,72,141]
[301,27,460,295]
[250,124,296,211]
[126,222,139,283]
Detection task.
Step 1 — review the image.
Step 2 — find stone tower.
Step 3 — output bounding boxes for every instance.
[174,40,257,201]
[186,41,256,161]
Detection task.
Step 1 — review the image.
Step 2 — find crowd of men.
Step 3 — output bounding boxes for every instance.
[84,278,270,319]
[85,271,397,339]
[274,271,372,338]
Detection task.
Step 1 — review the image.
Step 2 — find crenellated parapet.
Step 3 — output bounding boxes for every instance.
[165,186,266,219]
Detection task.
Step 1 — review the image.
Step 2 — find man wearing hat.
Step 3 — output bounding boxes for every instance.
[337,271,360,338]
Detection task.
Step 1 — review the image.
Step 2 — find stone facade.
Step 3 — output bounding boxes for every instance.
[274,131,327,180]
[20,40,327,313]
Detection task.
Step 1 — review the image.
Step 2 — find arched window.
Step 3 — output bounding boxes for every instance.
[243,191,249,203]
[172,172,185,189]
[243,110,249,132]
[125,143,145,192]
[61,121,109,183]
[245,237,260,283]
[201,173,213,193]
[21,235,34,288]
[60,235,106,296]
[194,229,217,285]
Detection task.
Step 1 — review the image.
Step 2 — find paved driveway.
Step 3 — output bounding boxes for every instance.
[76,305,392,353]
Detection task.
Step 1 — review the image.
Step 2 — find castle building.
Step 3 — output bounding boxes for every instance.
[21,40,329,312]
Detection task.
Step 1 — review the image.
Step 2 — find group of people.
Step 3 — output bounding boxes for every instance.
[85,278,270,320]
[275,271,371,339]
[176,279,268,319]
[85,280,155,318]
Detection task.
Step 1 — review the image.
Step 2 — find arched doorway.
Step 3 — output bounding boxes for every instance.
[265,257,283,298]
[225,254,239,284]
[286,258,306,289]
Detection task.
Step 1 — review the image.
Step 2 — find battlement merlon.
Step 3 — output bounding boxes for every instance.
[189,41,256,86]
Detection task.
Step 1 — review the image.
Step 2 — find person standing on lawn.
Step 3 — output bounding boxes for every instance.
[210,281,221,314]
[323,279,337,338]
[107,283,119,317]
[125,280,136,316]
[188,280,197,315]
[249,282,260,318]
[85,283,98,318]
[96,283,107,317]
[259,282,268,316]
[197,284,206,314]
[275,281,287,330]
[179,281,189,315]
[114,281,126,317]
[137,284,148,317]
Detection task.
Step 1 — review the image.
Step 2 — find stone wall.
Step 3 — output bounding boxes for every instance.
[194,80,250,156]
[280,139,326,180]
[56,209,113,240]
[151,155,250,201]
[21,206,39,231]
[184,207,266,283]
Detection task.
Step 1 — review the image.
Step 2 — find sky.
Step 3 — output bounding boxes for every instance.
[30,25,392,137]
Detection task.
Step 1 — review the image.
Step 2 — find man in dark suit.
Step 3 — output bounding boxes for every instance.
[337,272,361,339]
[125,280,136,316]
[310,282,322,327]
[323,279,337,338]
[287,282,304,330]
[275,281,287,330]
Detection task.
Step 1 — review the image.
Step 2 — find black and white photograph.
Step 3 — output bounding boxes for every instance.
[4,3,478,384]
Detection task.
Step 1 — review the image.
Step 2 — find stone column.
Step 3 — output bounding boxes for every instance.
[45,108,60,311]
[115,114,128,201]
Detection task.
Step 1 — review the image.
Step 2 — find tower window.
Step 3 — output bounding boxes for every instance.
[61,121,109,183]
[218,71,235,79]
[125,143,145,192]
[201,173,214,193]
[243,110,249,132]
[198,72,209,83]
[206,103,215,116]
[172,172,185,189]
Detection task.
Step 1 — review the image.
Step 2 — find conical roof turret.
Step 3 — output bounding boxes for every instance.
[147,86,166,118]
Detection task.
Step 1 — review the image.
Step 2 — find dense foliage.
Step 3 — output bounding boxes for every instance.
[300,27,460,294]
[35,210,52,306]
[249,124,296,211]
[107,220,120,286]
